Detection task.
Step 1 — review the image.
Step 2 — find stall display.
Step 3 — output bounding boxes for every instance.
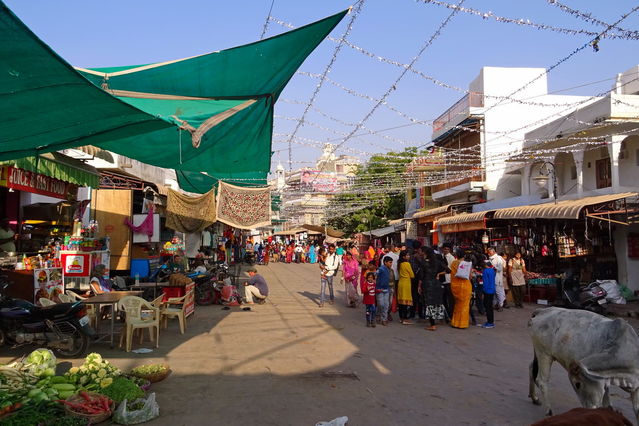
[0,350,163,424]
[33,268,63,304]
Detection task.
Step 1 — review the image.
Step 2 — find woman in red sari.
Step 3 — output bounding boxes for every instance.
[285,244,294,264]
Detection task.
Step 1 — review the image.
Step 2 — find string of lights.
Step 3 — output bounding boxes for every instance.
[283,1,366,170]
[545,0,639,40]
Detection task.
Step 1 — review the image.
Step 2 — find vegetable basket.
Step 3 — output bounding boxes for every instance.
[125,375,152,391]
[64,392,114,424]
[129,363,171,383]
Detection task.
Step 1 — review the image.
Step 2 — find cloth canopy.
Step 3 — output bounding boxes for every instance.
[165,188,216,233]
[216,181,271,230]
[0,2,347,192]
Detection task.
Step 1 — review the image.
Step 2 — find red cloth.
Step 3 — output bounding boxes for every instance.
[361,280,376,305]
[124,206,154,241]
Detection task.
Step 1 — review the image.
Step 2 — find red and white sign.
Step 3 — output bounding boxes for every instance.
[61,253,90,277]
[0,166,78,200]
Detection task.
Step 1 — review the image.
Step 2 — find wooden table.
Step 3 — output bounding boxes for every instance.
[129,282,160,299]
[82,291,143,348]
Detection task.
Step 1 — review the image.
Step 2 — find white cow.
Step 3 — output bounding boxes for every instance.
[528,307,639,423]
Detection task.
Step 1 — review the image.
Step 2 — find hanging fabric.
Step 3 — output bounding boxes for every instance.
[124,205,155,241]
[165,188,216,233]
[216,181,271,230]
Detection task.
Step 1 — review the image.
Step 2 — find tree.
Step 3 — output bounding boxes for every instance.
[326,147,426,236]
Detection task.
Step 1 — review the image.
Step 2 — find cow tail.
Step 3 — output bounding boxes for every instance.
[532,352,539,381]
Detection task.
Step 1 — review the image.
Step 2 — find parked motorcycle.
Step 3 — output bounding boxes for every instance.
[0,277,96,357]
[244,252,255,266]
[562,278,607,314]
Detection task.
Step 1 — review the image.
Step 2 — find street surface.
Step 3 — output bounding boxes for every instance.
[1,263,636,425]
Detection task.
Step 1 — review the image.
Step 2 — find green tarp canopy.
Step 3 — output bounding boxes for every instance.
[0,2,347,192]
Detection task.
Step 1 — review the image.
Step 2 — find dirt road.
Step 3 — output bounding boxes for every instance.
[1,262,635,425]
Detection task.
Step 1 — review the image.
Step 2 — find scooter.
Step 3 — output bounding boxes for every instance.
[0,276,96,357]
[562,278,607,314]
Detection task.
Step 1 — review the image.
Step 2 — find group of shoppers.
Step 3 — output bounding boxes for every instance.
[315,241,528,330]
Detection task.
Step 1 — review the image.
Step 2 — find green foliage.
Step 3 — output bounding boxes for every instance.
[326,147,426,236]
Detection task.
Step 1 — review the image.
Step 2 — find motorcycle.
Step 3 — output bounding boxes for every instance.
[244,252,255,266]
[0,277,96,358]
[562,278,607,314]
[190,262,231,306]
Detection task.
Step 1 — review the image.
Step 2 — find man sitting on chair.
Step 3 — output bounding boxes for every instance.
[243,267,268,305]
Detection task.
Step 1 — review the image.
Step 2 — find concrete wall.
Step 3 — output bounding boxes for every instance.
[619,135,639,187]
[614,224,639,292]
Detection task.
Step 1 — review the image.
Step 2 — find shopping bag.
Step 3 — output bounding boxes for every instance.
[455,260,472,280]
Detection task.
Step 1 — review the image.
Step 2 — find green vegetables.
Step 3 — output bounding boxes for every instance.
[130,364,167,376]
[64,353,120,390]
[22,349,57,378]
[0,401,87,426]
[98,377,144,404]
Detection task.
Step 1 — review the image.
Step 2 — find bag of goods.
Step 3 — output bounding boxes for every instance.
[596,280,626,304]
[113,393,160,425]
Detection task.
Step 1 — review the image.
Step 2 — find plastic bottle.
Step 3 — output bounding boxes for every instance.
[135,274,140,286]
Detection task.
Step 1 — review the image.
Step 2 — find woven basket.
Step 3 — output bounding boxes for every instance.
[64,392,114,424]
[130,363,171,383]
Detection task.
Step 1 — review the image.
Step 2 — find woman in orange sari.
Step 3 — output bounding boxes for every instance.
[449,249,473,329]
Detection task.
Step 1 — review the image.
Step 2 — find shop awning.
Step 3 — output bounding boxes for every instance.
[0,3,348,192]
[492,192,638,220]
[369,226,397,238]
[412,203,470,223]
[272,228,306,236]
[0,152,100,187]
[437,211,492,234]
[301,224,345,238]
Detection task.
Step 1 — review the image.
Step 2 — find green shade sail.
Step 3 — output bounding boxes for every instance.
[0,1,348,193]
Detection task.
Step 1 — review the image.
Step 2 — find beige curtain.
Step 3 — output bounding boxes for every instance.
[165,188,216,233]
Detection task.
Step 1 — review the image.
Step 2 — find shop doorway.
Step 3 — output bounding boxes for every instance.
[596,158,612,189]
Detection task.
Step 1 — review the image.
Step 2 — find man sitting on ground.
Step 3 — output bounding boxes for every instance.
[243,267,269,305]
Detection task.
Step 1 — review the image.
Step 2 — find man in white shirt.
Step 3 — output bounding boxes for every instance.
[0,218,16,253]
[442,244,455,318]
[487,247,506,311]
[319,244,341,307]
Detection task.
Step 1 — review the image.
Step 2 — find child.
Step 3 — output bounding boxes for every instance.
[375,256,393,326]
[481,260,496,329]
[362,272,377,327]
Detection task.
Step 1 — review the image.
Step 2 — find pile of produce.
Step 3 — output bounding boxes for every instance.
[129,364,170,382]
[0,349,164,424]
[64,353,120,390]
[98,377,144,404]
[59,391,112,416]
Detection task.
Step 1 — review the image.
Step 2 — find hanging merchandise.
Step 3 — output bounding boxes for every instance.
[216,182,271,230]
[165,189,216,234]
[124,205,155,241]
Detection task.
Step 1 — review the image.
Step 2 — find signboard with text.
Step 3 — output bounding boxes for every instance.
[0,166,78,200]
[300,170,338,193]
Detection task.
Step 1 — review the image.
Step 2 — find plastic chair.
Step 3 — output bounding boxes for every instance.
[58,294,74,303]
[66,290,97,327]
[119,296,160,352]
[161,290,194,334]
[39,298,56,306]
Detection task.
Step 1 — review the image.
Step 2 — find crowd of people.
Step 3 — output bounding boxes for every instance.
[242,240,340,265]
[310,241,527,330]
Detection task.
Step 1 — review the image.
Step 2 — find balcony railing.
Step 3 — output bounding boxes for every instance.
[433,92,484,133]
[431,167,485,194]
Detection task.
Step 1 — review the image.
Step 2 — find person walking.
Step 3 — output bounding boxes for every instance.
[481,261,496,328]
[508,251,527,308]
[501,252,511,308]
[450,249,473,329]
[375,256,393,326]
[420,247,446,331]
[397,250,415,325]
[342,251,360,307]
[308,243,316,264]
[362,272,377,327]
[319,244,340,307]
[487,248,506,311]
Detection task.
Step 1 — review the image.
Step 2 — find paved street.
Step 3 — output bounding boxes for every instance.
[1,263,636,425]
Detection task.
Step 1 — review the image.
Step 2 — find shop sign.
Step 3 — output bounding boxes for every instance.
[0,166,77,200]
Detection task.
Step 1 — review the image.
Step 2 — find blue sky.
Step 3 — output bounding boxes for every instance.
[6,0,639,173]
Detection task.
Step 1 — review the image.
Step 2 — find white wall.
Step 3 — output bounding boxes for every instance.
[619,135,639,187]
[614,224,639,292]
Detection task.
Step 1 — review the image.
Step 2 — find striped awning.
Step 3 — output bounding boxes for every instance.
[492,192,637,220]
[436,211,492,234]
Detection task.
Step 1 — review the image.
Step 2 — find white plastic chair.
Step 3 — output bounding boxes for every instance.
[39,298,56,306]
[66,290,97,327]
[58,294,74,303]
[119,296,160,352]
[161,290,194,334]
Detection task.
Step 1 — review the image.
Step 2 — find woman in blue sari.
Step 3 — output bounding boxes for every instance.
[308,243,316,264]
